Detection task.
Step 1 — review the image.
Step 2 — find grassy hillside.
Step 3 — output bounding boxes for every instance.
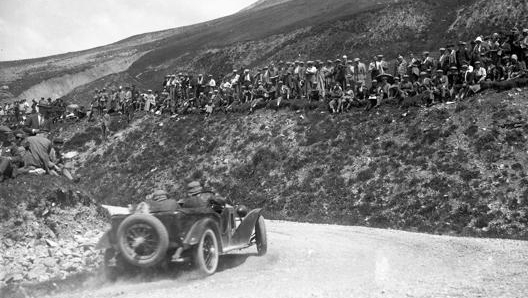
[68,88,528,240]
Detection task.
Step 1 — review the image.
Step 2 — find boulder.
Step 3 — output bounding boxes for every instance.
[45,239,58,247]
[26,265,47,281]
[42,257,57,268]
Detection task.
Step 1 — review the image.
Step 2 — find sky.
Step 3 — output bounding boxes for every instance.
[0,0,256,61]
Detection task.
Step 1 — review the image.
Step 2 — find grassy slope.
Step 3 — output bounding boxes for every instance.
[74,89,528,240]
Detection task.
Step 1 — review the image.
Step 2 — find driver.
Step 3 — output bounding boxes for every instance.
[179,181,226,210]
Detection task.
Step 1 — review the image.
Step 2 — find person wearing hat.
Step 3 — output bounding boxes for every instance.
[394,55,408,79]
[99,87,109,114]
[297,62,307,98]
[333,59,347,95]
[456,41,471,69]
[23,103,52,136]
[447,66,463,100]
[520,29,528,62]
[144,189,179,212]
[195,73,205,98]
[144,89,156,112]
[407,53,421,82]
[507,54,526,80]
[473,61,487,83]
[230,70,241,97]
[438,48,449,73]
[432,69,449,103]
[207,74,217,94]
[421,51,435,73]
[305,61,318,100]
[457,64,474,100]
[321,60,335,91]
[48,137,74,181]
[414,71,433,105]
[0,127,21,182]
[88,89,101,121]
[400,75,415,98]
[472,36,489,62]
[275,80,290,109]
[376,54,388,76]
[352,58,367,84]
[242,69,253,88]
[178,181,225,209]
[328,82,344,114]
[366,79,381,111]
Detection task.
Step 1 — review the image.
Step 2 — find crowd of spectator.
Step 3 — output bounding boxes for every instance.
[1,27,528,182]
[116,27,526,116]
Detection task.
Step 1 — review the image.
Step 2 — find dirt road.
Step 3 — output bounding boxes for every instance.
[48,220,528,298]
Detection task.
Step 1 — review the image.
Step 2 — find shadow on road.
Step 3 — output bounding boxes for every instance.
[217,253,257,272]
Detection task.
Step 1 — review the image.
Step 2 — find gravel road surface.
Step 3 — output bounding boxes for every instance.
[47,220,528,298]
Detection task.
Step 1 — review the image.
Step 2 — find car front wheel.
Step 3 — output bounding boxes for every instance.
[255,216,267,256]
[193,228,219,275]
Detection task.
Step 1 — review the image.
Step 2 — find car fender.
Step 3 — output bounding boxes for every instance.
[95,230,112,250]
[231,208,264,247]
[183,217,222,250]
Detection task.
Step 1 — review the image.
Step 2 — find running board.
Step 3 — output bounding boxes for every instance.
[221,243,253,253]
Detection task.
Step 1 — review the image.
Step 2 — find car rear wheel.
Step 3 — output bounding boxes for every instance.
[255,216,267,256]
[193,228,219,275]
[116,214,169,268]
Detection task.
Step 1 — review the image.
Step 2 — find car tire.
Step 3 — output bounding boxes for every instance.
[116,214,169,268]
[193,228,219,275]
[255,216,267,256]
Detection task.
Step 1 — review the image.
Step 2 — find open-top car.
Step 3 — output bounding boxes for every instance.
[96,192,267,277]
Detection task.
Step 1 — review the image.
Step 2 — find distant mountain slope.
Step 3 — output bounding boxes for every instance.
[2,0,528,106]
[240,0,293,12]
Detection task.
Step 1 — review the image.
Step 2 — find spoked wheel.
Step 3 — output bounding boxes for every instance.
[193,228,219,275]
[255,216,267,256]
[116,214,169,268]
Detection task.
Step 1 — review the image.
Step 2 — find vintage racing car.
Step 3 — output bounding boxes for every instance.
[96,195,267,276]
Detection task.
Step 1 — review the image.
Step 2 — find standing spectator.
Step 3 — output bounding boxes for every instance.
[394,55,408,79]
[421,51,435,73]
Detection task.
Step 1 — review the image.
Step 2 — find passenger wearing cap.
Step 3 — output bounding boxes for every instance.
[178,181,226,210]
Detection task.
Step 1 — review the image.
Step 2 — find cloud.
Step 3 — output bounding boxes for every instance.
[0,0,255,61]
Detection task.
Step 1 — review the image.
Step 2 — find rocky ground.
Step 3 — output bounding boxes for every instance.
[0,176,107,291]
